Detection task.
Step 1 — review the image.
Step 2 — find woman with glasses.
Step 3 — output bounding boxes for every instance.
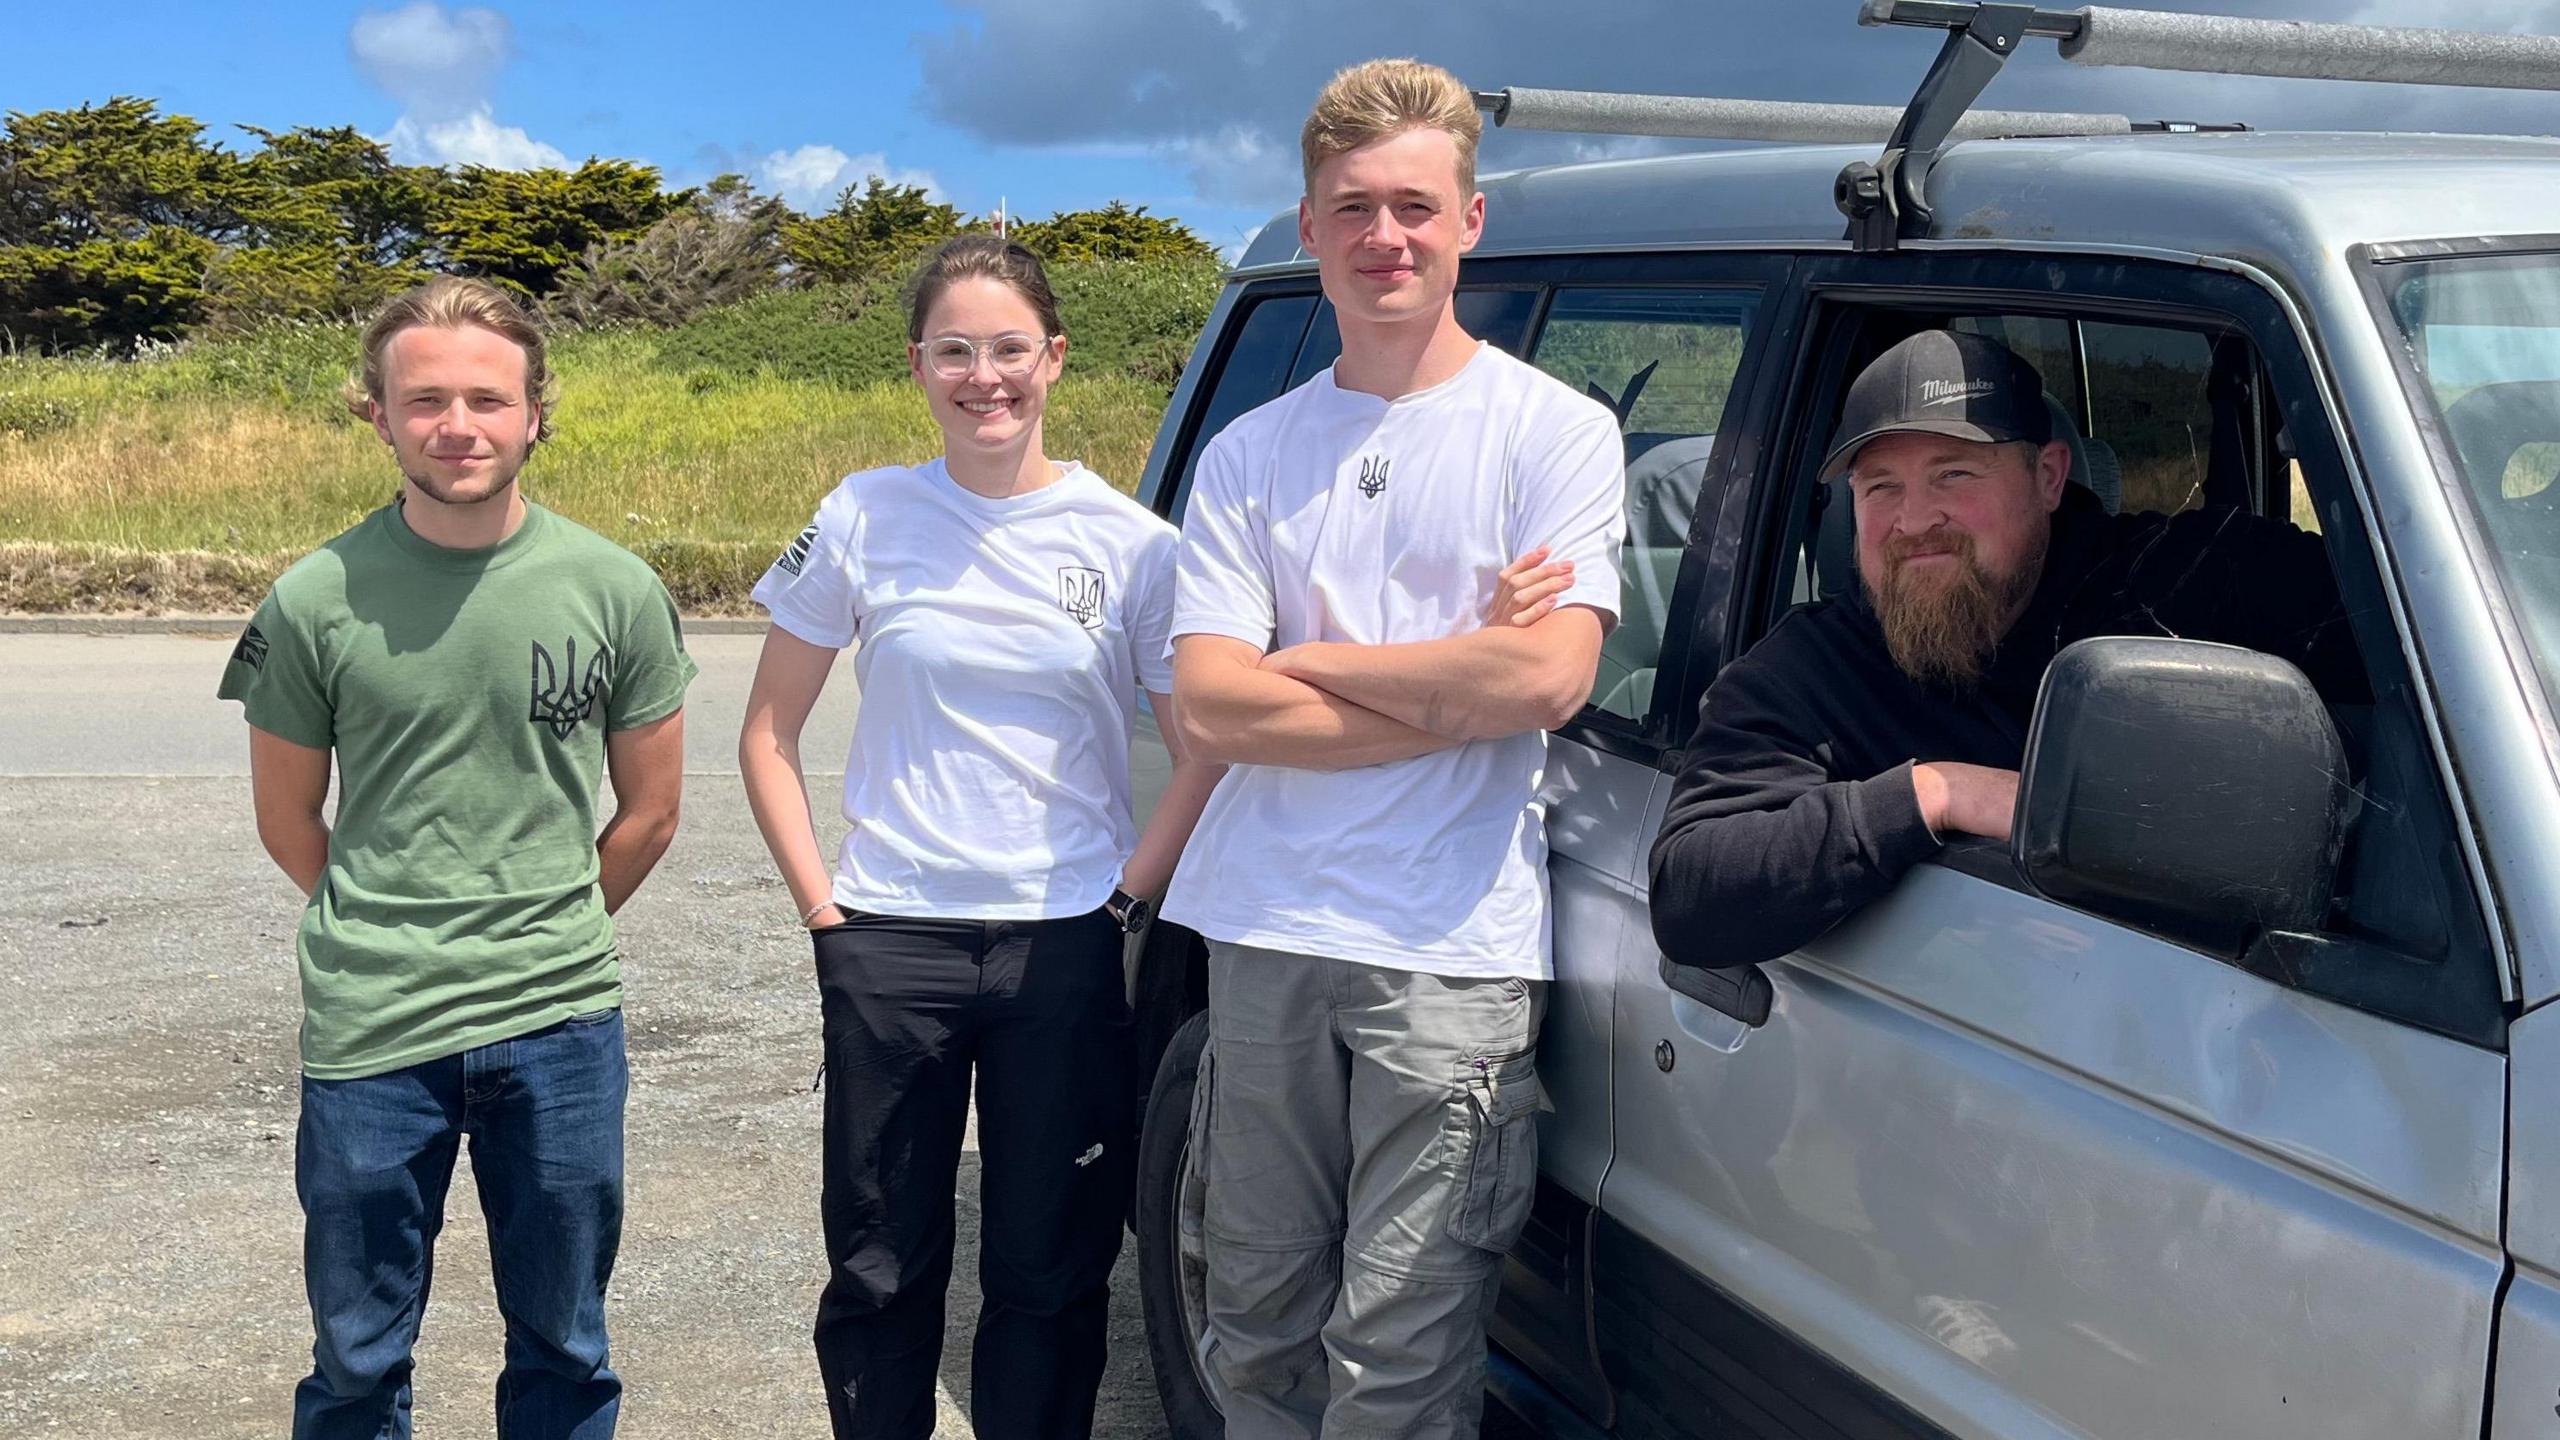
[736,233,1224,1439]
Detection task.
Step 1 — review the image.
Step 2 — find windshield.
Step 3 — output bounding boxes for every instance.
[2377,250,2560,716]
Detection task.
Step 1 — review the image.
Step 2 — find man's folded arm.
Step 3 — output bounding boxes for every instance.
[1171,633,1458,771]
[1262,605,1608,743]
[1648,677,1943,970]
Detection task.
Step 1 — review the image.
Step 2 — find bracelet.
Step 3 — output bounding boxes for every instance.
[800,897,837,925]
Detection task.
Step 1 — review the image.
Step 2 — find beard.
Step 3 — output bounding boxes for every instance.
[1864,528,2045,690]
[399,449,524,508]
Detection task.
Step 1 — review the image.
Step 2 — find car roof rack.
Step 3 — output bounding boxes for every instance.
[1475,89,2147,144]
[1845,2,2560,252]
[1482,2,2560,255]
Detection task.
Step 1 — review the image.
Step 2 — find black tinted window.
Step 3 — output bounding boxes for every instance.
[1167,295,1315,522]
[2082,322,2216,515]
[1290,288,1542,387]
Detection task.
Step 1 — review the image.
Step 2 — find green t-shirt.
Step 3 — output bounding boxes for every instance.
[218,500,698,1079]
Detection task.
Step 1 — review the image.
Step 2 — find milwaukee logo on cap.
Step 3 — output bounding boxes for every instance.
[1919,378,1996,405]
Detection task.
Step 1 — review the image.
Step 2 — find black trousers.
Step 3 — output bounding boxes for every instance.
[810,906,1135,1440]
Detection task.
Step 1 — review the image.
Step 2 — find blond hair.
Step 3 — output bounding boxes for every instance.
[343,277,556,448]
[1300,58,1482,194]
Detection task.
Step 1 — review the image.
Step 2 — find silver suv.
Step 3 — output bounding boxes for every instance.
[1119,5,2560,1436]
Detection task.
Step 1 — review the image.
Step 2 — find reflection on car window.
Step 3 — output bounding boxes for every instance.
[1167,295,1314,524]
[1291,288,1541,388]
[1530,288,1761,723]
[2382,252,2560,725]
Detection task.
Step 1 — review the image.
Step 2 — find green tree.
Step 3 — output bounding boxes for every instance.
[0,226,219,350]
[0,97,254,247]
[431,159,680,298]
[781,176,962,285]
[1009,201,1219,266]
[198,243,422,335]
[236,124,444,266]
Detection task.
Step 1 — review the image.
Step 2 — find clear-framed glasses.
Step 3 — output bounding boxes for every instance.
[920,332,1053,381]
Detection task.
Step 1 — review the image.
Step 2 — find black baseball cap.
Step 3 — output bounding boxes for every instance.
[1820,329,2053,479]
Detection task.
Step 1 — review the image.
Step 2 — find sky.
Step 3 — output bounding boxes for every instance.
[5,0,2558,257]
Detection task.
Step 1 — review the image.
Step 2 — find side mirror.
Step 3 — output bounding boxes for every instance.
[2017,637,2349,955]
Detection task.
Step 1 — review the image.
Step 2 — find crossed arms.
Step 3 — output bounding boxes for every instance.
[1171,549,1608,771]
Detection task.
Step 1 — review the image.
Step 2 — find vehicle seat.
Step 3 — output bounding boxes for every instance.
[2443,379,2560,513]
[1591,431,1715,719]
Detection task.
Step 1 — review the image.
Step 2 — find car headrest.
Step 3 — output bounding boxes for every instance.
[2443,379,2560,515]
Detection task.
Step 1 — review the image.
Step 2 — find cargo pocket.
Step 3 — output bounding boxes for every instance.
[1182,1040,1215,1214]
[1448,1051,1543,1253]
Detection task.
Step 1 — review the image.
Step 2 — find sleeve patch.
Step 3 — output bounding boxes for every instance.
[230,622,269,672]
[775,525,819,577]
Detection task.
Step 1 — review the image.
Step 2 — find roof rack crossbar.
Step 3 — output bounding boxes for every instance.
[2056,5,2560,91]
[1844,1,2560,252]
[1477,87,2132,144]
[1479,3,2560,257]
[1865,0,2560,91]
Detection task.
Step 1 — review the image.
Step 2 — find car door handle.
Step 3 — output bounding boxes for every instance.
[1658,952,1772,1028]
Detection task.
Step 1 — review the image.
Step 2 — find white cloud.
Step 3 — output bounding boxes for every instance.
[915,0,2560,229]
[384,108,571,169]
[759,144,945,211]
[350,1,511,111]
[1169,125,1298,206]
[350,2,571,172]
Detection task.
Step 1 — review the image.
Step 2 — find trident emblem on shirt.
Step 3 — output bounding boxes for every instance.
[1057,566,1106,630]
[530,638,614,739]
[1357,455,1391,499]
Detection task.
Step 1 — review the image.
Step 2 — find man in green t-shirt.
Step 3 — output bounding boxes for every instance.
[219,277,696,1440]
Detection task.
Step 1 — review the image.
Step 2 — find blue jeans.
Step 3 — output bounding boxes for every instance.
[293,1009,628,1440]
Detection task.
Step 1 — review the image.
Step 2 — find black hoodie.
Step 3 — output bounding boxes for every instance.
[1648,487,2368,970]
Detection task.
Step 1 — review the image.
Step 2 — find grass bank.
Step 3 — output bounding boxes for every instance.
[0,324,1170,612]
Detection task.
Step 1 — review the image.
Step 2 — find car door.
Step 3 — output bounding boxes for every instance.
[1493,256,1794,1427]
[1607,254,2509,1440]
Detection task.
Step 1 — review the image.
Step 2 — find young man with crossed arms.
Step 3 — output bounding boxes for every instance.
[1167,59,1626,1440]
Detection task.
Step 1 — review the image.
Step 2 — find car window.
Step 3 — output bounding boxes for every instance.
[1290,287,1542,386]
[1785,314,2234,611]
[1755,276,2495,1041]
[1164,294,1315,523]
[1529,287,1762,724]
[1954,314,2081,425]
[2080,322,2217,516]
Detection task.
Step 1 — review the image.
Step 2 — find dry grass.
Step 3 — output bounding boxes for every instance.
[0,328,1169,611]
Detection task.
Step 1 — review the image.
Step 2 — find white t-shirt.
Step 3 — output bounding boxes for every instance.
[1164,344,1627,979]
[753,458,1178,920]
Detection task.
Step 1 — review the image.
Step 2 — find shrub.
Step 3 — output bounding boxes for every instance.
[0,391,84,437]
[199,246,423,337]
[650,279,910,387]
[166,320,370,418]
[1050,256,1225,391]
[547,208,786,329]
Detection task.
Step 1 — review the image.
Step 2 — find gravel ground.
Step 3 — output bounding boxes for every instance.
[0,774,1170,1439]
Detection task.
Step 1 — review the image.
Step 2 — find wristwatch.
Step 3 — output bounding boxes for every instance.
[1105,887,1154,934]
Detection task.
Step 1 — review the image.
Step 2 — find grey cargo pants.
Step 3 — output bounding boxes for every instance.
[1188,942,1545,1440]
